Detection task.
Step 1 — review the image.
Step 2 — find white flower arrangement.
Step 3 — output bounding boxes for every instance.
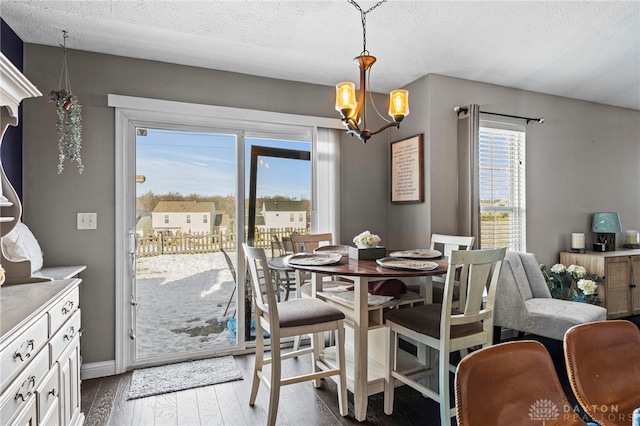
[577,279,598,296]
[353,231,381,247]
[542,262,602,305]
[567,264,587,279]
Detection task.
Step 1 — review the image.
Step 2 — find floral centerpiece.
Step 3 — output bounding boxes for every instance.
[353,231,381,248]
[541,263,603,305]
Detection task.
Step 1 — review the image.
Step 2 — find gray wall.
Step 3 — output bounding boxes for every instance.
[389,73,640,267]
[21,44,389,364]
[19,44,640,366]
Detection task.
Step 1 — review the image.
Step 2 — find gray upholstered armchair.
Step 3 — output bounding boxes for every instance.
[494,252,607,341]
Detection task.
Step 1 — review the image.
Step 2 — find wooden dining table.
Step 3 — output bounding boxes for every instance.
[284,253,449,422]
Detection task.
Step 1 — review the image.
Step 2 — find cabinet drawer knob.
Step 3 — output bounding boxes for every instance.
[64,326,76,341]
[630,284,637,288]
[61,300,74,315]
[14,375,36,401]
[13,339,35,361]
[49,388,58,397]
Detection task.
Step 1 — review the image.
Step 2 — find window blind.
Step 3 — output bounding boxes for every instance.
[478,121,526,251]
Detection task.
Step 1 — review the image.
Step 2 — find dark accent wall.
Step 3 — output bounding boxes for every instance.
[1,19,24,200]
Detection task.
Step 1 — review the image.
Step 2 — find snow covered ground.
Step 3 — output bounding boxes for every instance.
[135,252,240,359]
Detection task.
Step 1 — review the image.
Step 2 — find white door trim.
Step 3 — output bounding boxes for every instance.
[109,94,340,373]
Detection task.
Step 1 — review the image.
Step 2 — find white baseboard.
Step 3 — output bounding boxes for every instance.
[81,360,116,380]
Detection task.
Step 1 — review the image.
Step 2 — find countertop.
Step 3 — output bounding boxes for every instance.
[0,279,79,343]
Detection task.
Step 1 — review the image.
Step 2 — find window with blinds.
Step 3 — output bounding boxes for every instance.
[478,120,526,251]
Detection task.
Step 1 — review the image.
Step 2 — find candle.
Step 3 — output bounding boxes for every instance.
[571,233,585,249]
[625,230,639,245]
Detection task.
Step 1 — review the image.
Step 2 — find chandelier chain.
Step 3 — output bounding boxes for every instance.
[347,0,389,54]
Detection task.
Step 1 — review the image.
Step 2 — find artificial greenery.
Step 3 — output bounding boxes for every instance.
[49,89,83,174]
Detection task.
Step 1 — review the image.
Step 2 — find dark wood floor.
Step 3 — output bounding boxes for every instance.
[81,351,448,426]
[82,316,640,425]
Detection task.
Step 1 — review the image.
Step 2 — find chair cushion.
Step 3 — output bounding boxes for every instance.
[504,252,534,301]
[517,252,551,298]
[273,298,344,328]
[494,255,530,330]
[524,298,607,341]
[384,304,482,339]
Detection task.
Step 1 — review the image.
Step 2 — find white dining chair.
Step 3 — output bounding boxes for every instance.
[290,232,333,253]
[242,243,348,425]
[430,234,475,308]
[384,247,506,426]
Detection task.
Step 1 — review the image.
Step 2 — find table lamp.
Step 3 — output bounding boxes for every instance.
[592,212,622,251]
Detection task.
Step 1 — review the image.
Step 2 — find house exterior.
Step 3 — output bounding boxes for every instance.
[151,200,216,234]
[213,212,230,234]
[135,215,153,237]
[261,200,307,229]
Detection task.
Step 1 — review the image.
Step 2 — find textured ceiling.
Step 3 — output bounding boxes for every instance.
[2,0,639,110]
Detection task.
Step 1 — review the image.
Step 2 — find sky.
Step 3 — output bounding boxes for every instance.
[136,128,311,200]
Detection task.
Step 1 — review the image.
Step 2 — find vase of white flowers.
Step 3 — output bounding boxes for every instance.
[541,263,603,305]
[353,231,381,248]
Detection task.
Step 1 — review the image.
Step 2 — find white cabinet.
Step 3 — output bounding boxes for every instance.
[1,52,41,239]
[1,51,44,284]
[0,279,84,426]
[58,334,81,426]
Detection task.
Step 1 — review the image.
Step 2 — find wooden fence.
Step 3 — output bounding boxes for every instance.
[136,227,307,257]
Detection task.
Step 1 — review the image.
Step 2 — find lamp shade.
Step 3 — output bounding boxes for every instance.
[335,82,356,116]
[388,89,409,120]
[592,212,622,233]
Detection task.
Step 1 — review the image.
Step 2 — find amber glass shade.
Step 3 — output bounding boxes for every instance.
[388,89,409,120]
[335,82,356,116]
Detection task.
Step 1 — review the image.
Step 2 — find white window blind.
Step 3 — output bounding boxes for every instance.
[478,120,526,251]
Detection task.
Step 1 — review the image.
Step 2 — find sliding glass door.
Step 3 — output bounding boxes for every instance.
[244,140,311,341]
[111,95,339,372]
[132,127,240,364]
[126,128,312,366]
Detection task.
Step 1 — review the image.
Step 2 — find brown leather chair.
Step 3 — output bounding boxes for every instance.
[455,340,587,426]
[564,320,640,426]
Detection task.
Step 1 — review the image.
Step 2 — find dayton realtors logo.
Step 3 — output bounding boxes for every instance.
[529,399,560,424]
[528,399,630,424]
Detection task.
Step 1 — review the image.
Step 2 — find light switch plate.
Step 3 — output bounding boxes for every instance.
[77,212,97,230]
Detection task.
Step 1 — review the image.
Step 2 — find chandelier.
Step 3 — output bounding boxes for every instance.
[335,0,409,143]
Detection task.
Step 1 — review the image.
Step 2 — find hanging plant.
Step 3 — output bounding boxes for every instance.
[50,89,83,173]
[50,31,83,174]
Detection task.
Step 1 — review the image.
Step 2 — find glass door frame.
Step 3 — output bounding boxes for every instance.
[245,145,311,343]
[247,145,311,245]
[129,121,245,369]
[110,94,340,374]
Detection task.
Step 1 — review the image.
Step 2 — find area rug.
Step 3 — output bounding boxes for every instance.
[127,356,243,400]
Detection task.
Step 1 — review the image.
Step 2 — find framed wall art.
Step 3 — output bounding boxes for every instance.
[390,134,424,203]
